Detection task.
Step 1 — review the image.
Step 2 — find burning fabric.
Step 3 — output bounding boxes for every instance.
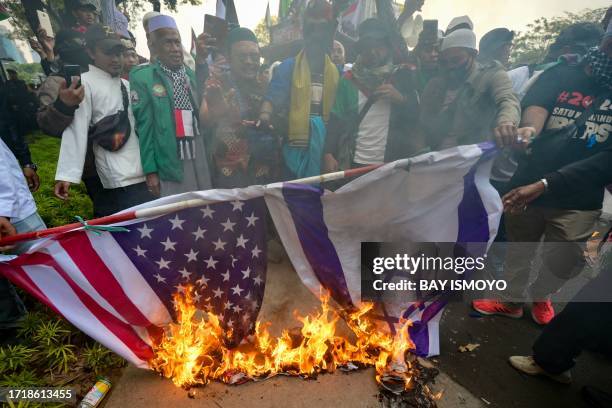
[150,288,440,406]
[0,143,500,405]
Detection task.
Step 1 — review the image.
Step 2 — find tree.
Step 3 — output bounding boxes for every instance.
[3,0,203,42]
[254,15,277,47]
[5,62,44,83]
[511,7,607,66]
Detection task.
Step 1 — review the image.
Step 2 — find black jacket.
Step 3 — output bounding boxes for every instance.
[544,148,612,199]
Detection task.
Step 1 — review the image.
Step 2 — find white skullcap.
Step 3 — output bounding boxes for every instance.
[441,28,477,52]
[446,16,474,34]
[143,11,161,29]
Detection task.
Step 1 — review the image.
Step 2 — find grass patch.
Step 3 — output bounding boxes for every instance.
[28,133,93,227]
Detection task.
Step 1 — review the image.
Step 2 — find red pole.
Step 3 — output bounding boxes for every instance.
[0,211,137,247]
[0,163,385,247]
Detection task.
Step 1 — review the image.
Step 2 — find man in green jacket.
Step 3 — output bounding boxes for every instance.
[130,15,212,197]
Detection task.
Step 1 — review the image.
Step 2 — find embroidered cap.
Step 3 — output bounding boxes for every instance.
[146,15,178,33]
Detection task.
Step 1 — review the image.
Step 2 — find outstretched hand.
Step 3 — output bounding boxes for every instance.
[502,181,546,214]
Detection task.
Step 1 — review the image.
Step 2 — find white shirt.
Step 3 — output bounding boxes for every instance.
[0,138,37,222]
[56,65,145,189]
[353,91,392,165]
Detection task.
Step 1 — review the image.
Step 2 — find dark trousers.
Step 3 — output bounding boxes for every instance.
[89,182,155,217]
[83,176,106,217]
[533,269,612,374]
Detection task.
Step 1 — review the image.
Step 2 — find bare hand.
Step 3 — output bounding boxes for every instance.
[323,153,339,173]
[29,38,44,58]
[23,167,40,192]
[204,78,224,101]
[196,33,217,64]
[36,28,55,61]
[494,122,518,148]
[54,181,71,200]
[374,84,405,104]
[502,181,546,214]
[513,127,537,151]
[146,173,161,197]
[205,79,233,116]
[58,79,85,107]
[257,111,273,130]
[0,216,17,252]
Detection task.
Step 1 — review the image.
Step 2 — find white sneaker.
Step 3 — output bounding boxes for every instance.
[509,356,572,384]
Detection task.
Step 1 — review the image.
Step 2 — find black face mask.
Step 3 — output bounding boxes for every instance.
[444,59,473,86]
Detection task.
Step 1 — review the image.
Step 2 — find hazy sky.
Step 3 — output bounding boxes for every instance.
[3,0,610,60]
[130,0,610,57]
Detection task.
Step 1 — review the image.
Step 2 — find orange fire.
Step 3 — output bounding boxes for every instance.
[151,288,417,390]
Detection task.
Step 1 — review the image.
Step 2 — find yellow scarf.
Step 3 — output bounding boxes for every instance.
[288,50,339,147]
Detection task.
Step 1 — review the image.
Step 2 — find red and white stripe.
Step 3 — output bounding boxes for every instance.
[174,109,194,138]
[3,231,173,368]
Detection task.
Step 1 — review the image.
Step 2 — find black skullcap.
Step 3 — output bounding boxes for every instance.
[358,18,390,41]
[479,28,514,54]
[226,26,258,53]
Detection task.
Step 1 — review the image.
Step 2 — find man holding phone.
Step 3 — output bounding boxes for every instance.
[36,28,90,133]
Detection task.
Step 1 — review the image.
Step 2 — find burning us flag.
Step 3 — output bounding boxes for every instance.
[0,143,501,377]
[0,187,268,368]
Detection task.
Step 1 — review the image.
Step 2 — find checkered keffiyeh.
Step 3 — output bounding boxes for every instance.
[585,47,612,90]
[160,63,198,160]
[160,63,194,110]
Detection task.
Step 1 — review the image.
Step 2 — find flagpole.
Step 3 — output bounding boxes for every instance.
[0,164,383,247]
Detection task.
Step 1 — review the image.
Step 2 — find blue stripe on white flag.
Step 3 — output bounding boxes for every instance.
[282,184,354,308]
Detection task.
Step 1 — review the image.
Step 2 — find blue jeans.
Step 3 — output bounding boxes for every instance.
[0,212,46,329]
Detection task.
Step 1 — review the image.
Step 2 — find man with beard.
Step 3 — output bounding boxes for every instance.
[259,0,340,179]
[200,27,276,188]
[323,18,422,173]
[419,27,520,150]
[130,15,212,197]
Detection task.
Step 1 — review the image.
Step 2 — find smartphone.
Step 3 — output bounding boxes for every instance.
[63,64,81,88]
[204,14,228,52]
[421,20,438,36]
[37,10,54,38]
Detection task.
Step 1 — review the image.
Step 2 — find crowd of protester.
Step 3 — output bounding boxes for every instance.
[1,0,612,405]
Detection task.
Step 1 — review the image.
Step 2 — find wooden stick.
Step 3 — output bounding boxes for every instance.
[0,164,383,247]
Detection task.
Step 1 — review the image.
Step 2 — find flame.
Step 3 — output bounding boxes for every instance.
[151,288,418,390]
